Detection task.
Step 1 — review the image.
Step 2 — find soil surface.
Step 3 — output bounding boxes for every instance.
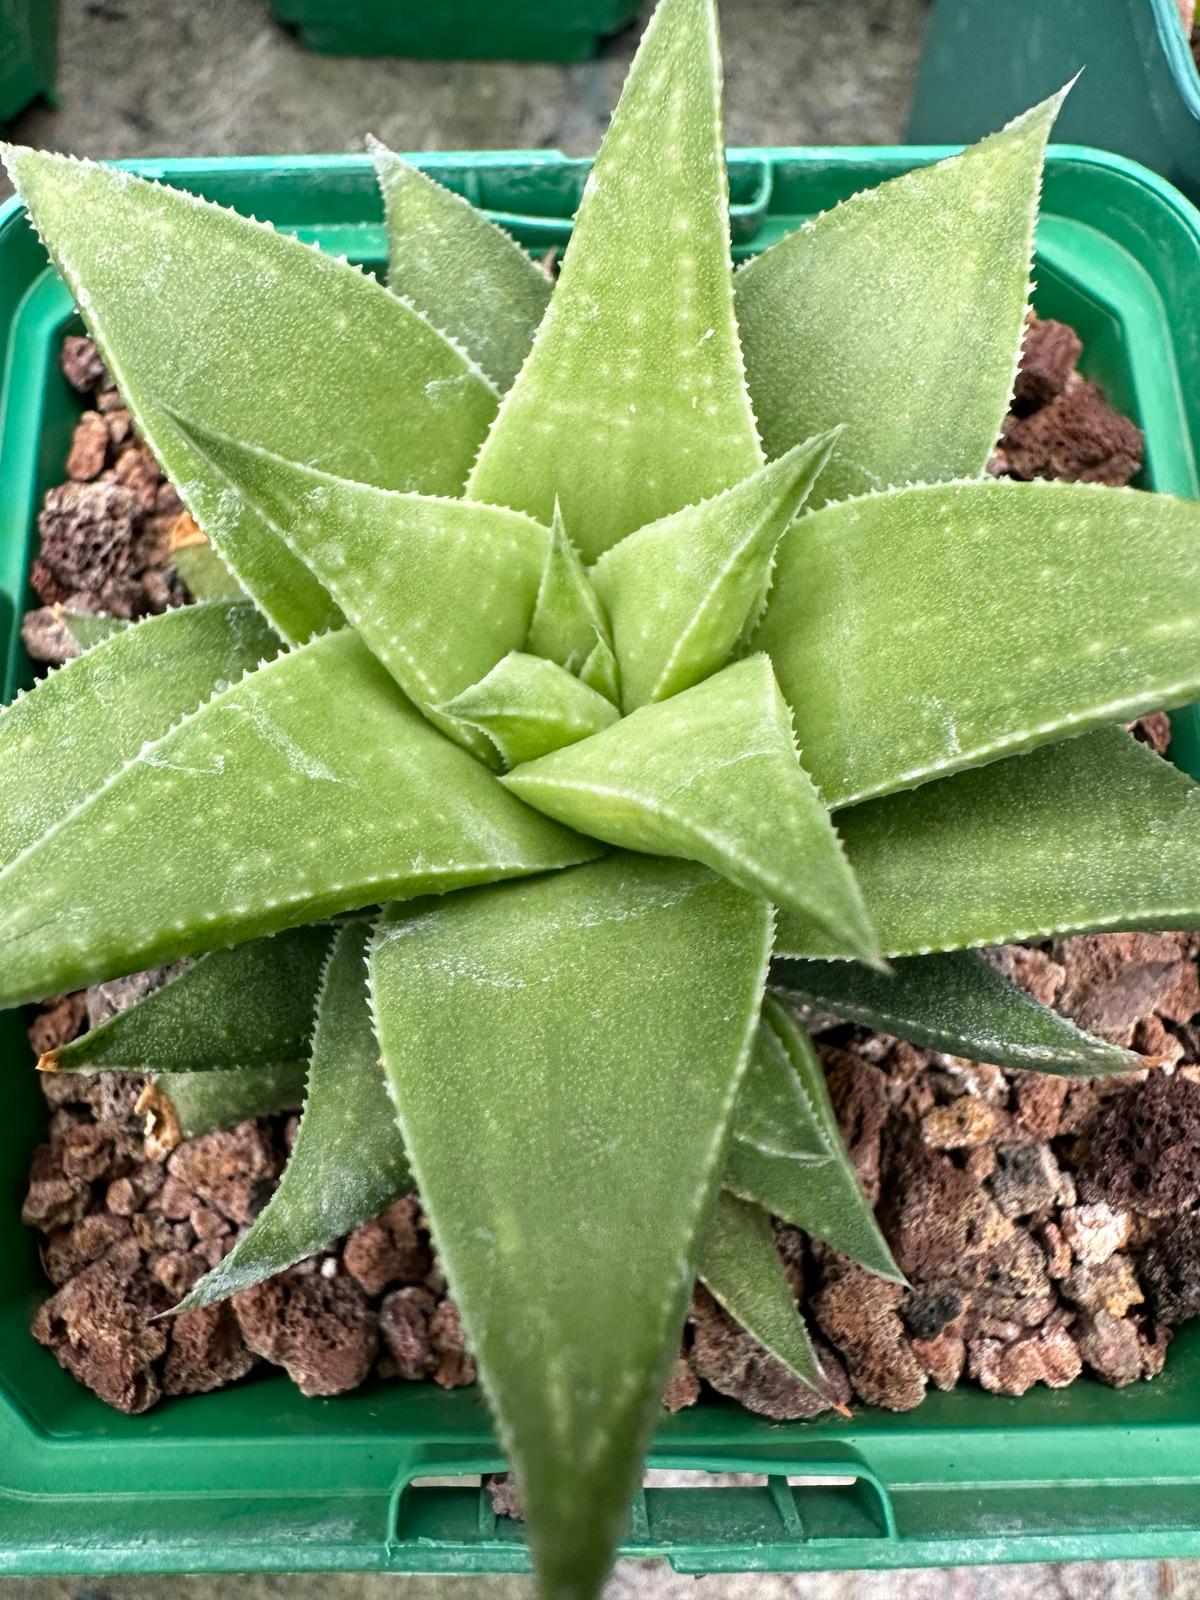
[23,320,1198,1446]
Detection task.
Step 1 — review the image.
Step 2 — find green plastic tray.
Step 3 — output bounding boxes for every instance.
[0,0,57,124]
[909,0,1200,206]
[3,144,1200,1578]
[267,0,641,62]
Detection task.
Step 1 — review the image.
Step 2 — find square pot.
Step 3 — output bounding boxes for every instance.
[2,144,1200,1578]
[909,0,1200,207]
[267,0,642,62]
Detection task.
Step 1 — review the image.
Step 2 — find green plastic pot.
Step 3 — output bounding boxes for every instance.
[909,0,1200,206]
[0,0,57,124]
[267,0,641,62]
[3,143,1200,1578]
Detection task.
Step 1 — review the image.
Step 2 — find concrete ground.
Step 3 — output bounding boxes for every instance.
[2,2,1198,1597]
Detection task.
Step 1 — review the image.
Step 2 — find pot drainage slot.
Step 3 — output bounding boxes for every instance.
[634,1465,895,1548]
[391,1464,895,1553]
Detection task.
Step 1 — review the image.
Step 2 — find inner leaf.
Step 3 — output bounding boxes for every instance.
[167,417,550,763]
[503,654,880,963]
[444,652,619,768]
[590,432,836,711]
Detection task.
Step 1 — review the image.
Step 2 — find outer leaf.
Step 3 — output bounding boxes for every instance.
[726,998,902,1282]
[0,600,279,863]
[144,1061,309,1145]
[370,856,772,1600]
[590,434,836,711]
[731,1011,828,1166]
[444,652,619,768]
[776,726,1200,960]
[172,540,244,603]
[180,922,411,1309]
[169,417,549,763]
[466,0,762,560]
[503,655,880,963]
[699,1191,828,1396]
[2,145,499,643]
[772,952,1139,1076]
[63,612,130,649]
[755,480,1200,808]
[46,928,333,1074]
[526,504,612,679]
[370,138,552,391]
[0,630,595,1007]
[735,94,1061,504]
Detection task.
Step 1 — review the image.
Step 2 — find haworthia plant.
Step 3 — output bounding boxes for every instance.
[5,0,1200,1594]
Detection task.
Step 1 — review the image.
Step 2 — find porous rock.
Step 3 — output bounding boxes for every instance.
[811,1262,926,1412]
[163,1303,257,1396]
[343,1195,431,1296]
[1077,1073,1200,1218]
[234,1270,378,1397]
[166,1121,279,1226]
[968,1325,1082,1396]
[32,1240,169,1414]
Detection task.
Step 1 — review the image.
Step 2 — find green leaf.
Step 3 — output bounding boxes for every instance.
[503,655,879,963]
[180,922,411,1309]
[754,479,1200,809]
[369,138,552,392]
[444,653,619,768]
[0,600,279,864]
[735,94,1062,505]
[370,856,772,1600]
[0,629,595,1007]
[466,0,762,560]
[168,416,550,764]
[731,1009,828,1166]
[47,927,333,1074]
[776,726,1200,959]
[63,612,130,649]
[147,1060,309,1143]
[725,998,902,1282]
[580,634,621,706]
[590,434,835,712]
[172,540,244,603]
[2,145,499,643]
[699,1191,828,1397]
[772,951,1139,1076]
[526,504,613,679]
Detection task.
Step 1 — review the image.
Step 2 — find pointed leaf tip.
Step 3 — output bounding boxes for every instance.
[526,505,613,679]
[466,0,761,560]
[727,1000,903,1284]
[369,138,551,391]
[700,1191,832,1400]
[772,949,1141,1076]
[591,432,837,712]
[736,92,1062,502]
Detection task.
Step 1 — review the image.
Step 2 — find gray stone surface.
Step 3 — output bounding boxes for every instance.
[0,1561,1198,1599]
[4,0,929,198]
[3,2,1200,1597]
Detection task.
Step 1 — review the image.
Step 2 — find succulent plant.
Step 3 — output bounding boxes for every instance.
[6,0,1200,1593]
